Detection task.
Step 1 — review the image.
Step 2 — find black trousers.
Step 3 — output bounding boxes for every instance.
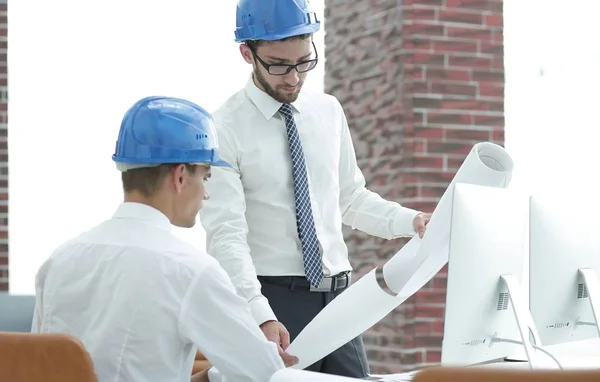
[258,275,370,378]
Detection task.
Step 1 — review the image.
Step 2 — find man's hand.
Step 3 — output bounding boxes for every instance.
[413,213,431,238]
[260,320,298,367]
[190,368,210,382]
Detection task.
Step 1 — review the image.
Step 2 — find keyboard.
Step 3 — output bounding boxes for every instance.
[367,371,419,381]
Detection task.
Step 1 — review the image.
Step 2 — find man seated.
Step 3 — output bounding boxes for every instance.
[31,96,297,382]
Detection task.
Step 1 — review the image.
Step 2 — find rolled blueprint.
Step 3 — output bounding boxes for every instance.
[270,369,362,382]
[285,142,514,370]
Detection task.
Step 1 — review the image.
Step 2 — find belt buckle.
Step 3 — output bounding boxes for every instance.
[309,273,351,292]
[310,277,333,292]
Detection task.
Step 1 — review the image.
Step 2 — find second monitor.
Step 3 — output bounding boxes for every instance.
[529,193,600,347]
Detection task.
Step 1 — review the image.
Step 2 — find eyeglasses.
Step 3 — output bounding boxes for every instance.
[248,41,319,76]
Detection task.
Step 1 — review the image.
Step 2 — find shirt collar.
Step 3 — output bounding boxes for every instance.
[112,202,172,232]
[244,75,302,121]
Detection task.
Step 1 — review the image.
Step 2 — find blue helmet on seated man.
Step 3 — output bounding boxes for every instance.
[112,96,231,171]
[112,96,231,228]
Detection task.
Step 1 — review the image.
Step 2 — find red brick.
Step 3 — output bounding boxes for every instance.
[447,26,493,41]
[403,0,444,5]
[426,67,471,81]
[414,140,427,154]
[446,0,503,11]
[405,201,437,214]
[420,184,447,198]
[427,112,473,125]
[433,40,478,53]
[430,320,445,335]
[430,82,478,97]
[427,141,473,156]
[406,321,437,334]
[413,127,445,140]
[413,96,442,109]
[405,7,437,21]
[478,83,504,98]
[439,9,484,25]
[441,99,503,112]
[492,56,504,70]
[415,333,443,349]
[416,291,446,305]
[413,154,445,169]
[407,81,430,94]
[480,40,504,55]
[472,69,504,82]
[405,38,433,50]
[405,23,445,37]
[444,128,490,141]
[447,53,492,69]
[493,29,504,44]
[0,5,8,291]
[410,52,445,66]
[485,13,503,27]
[492,129,505,142]
[473,114,504,127]
[447,155,470,170]
[426,350,442,363]
[403,171,456,185]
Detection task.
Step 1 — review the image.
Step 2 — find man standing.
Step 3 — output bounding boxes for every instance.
[32,96,293,382]
[199,0,431,378]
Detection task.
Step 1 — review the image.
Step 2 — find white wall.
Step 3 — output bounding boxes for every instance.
[8,0,325,294]
[505,0,600,195]
[504,0,600,300]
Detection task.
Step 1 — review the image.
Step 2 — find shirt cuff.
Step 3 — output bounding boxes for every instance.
[390,207,422,237]
[208,367,223,382]
[249,294,278,326]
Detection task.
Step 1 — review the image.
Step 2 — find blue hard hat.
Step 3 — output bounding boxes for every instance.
[112,96,231,168]
[234,0,320,42]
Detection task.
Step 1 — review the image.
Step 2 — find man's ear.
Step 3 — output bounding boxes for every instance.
[239,44,254,64]
[171,164,186,193]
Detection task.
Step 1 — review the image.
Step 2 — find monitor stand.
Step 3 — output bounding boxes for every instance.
[576,268,600,338]
[493,274,546,369]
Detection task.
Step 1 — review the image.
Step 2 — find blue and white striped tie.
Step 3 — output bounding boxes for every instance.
[279,103,324,288]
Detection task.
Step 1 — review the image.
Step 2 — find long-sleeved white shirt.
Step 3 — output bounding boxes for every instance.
[199,77,421,326]
[32,202,284,382]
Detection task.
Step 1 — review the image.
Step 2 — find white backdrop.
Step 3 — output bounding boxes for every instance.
[504,0,600,300]
[10,1,600,295]
[505,0,600,194]
[8,0,325,293]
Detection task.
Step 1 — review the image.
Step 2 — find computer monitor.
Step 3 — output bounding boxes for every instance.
[0,293,36,332]
[441,183,544,367]
[529,193,600,346]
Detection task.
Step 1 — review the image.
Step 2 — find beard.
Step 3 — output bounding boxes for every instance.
[253,68,304,104]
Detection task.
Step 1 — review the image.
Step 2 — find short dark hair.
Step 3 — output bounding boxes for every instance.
[245,33,312,51]
[121,163,197,197]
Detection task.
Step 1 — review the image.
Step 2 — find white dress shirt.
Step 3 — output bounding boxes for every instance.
[32,202,284,382]
[199,77,420,326]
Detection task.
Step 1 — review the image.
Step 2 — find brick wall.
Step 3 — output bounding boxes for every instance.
[0,0,7,292]
[324,0,504,372]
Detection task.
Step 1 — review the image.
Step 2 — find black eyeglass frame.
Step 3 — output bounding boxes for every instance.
[247,41,319,76]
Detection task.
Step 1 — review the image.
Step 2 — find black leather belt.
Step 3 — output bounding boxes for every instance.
[258,272,352,292]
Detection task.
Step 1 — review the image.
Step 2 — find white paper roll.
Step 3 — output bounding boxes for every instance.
[285,142,514,370]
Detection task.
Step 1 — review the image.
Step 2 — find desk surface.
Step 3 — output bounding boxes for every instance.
[371,339,600,382]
